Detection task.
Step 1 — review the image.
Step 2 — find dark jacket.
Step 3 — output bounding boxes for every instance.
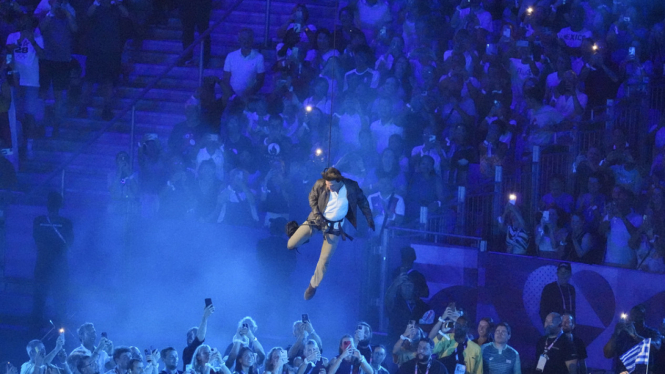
[307,178,375,230]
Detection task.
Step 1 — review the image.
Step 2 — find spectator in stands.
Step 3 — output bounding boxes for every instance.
[540,175,574,214]
[353,322,373,362]
[260,160,290,226]
[295,340,326,374]
[196,133,224,181]
[535,207,569,259]
[232,347,260,374]
[32,191,73,327]
[333,7,362,53]
[411,127,445,175]
[309,29,339,71]
[573,147,606,195]
[22,336,66,374]
[497,202,529,255]
[524,83,563,148]
[159,154,195,220]
[579,46,620,111]
[288,320,323,364]
[188,345,228,374]
[552,71,587,120]
[199,76,231,133]
[393,322,425,366]
[160,348,181,374]
[610,153,643,196]
[369,346,388,374]
[405,155,444,223]
[575,174,606,230]
[562,312,587,374]
[564,213,601,264]
[392,246,429,299]
[217,168,259,226]
[223,115,252,171]
[168,99,202,164]
[138,133,168,215]
[385,271,430,344]
[39,0,77,124]
[223,29,266,98]
[601,186,642,268]
[536,313,578,374]
[178,0,211,66]
[481,322,520,374]
[182,305,215,371]
[508,42,541,112]
[6,14,44,154]
[356,0,392,41]
[396,339,446,374]
[367,176,404,234]
[473,317,494,346]
[327,336,372,374]
[539,262,576,323]
[108,151,139,214]
[303,77,332,115]
[343,45,380,104]
[107,347,133,374]
[433,316,482,374]
[71,323,113,373]
[603,304,662,371]
[80,0,128,121]
[264,348,288,374]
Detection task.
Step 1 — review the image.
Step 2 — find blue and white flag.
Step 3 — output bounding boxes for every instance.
[620,338,651,373]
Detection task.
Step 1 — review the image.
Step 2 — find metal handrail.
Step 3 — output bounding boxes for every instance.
[17,0,246,205]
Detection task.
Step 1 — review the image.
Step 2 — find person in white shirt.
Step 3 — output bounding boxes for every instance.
[22,336,65,374]
[552,70,587,119]
[6,15,44,146]
[356,0,392,41]
[287,167,375,300]
[223,29,265,98]
[368,177,405,235]
[370,98,403,154]
[601,186,642,268]
[195,133,224,181]
[70,323,113,374]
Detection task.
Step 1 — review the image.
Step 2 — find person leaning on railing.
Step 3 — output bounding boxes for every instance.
[497,202,529,255]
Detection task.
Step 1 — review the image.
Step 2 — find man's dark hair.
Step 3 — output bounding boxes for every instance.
[418,338,434,349]
[128,359,141,371]
[495,322,511,335]
[113,347,132,361]
[456,315,469,326]
[372,344,386,352]
[160,347,176,360]
[321,167,343,181]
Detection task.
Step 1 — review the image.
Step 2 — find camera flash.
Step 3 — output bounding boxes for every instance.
[305,105,313,112]
[592,44,598,51]
[509,194,517,200]
[621,313,627,319]
[315,148,322,156]
[59,328,64,333]
[527,6,533,13]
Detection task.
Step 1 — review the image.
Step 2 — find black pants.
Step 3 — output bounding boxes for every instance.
[180,6,211,63]
[32,257,69,326]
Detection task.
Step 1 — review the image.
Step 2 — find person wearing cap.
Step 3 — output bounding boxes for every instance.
[538,263,576,323]
[286,167,375,300]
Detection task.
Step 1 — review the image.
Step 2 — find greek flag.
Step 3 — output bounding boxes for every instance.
[620,338,651,373]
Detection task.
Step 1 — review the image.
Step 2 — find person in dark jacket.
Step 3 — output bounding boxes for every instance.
[287,167,375,300]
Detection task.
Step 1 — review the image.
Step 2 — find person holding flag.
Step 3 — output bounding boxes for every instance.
[603,305,662,373]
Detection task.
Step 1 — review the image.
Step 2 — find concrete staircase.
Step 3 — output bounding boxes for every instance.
[14,0,338,209]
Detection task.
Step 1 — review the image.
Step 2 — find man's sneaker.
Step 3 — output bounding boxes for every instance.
[304,283,317,301]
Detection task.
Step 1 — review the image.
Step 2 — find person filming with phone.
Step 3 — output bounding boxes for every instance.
[603,305,662,372]
[182,304,215,371]
[433,315,482,374]
[287,318,322,364]
[22,336,66,374]
[326,336,372,374]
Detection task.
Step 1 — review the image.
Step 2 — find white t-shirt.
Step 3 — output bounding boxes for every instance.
[545,72,561,91]
[21,362,44,374]
[196,147,224,180]
[368,191,405,233]
[223,49,265,96]
[554,91,588,119]
[605,212,641,266]
[6,32,44,87]
[370,119,403,154]
[357,0,391,33]
[411,144,442,173]
[509,58,541,108]
[337,113,363,147]
[557,27,592,48]
[324,184,349,223]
